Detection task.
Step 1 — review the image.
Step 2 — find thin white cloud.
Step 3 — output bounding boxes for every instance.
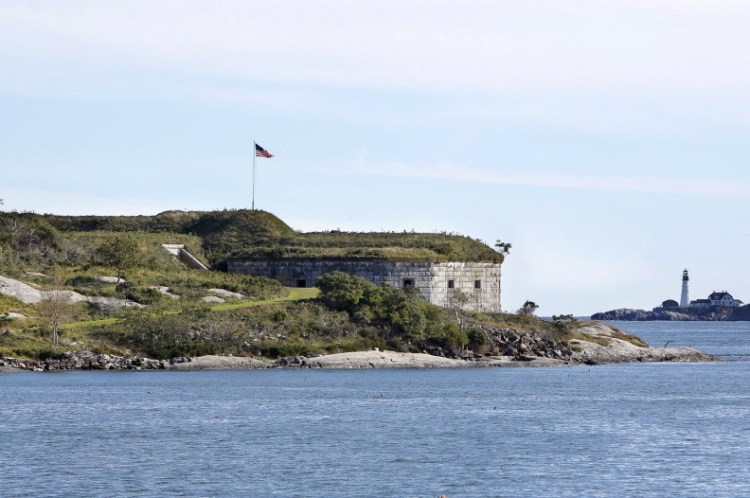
[2,0,750,95]
[339,161,750,198]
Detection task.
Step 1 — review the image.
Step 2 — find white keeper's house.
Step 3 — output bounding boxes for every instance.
[691,291,743,308]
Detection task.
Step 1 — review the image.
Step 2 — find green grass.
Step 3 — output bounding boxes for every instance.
[210,287,319,310]
[462,310,552,335]
[238,231,503,262]
[610,329,648,347]
[0,294,35,317]
[567,331,612,347]
[5,209,503,265]
[63,317,122,329]
[61,287,320,330]
[66,231,208,263]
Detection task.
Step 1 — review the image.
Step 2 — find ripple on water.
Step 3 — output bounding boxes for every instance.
[1,356,750,497]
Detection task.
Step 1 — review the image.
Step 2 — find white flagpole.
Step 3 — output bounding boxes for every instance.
[252,141,257,210]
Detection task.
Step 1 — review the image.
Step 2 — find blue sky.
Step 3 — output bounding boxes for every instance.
[2,0,750,315]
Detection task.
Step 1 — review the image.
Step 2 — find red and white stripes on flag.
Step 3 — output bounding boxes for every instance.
[255,143,274,158]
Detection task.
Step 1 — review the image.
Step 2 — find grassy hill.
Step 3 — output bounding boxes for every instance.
[17,209,503,266]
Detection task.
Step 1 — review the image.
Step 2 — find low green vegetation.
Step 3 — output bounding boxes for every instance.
[609,328,649,348]
[91,274,572,360]
[0,208,567,363]
[1,209,502,267]
[0,265,574,362]
[566,331,612,347]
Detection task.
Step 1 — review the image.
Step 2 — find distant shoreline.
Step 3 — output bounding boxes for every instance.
[591,307,750,321]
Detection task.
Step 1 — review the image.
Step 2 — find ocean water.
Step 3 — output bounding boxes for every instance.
[609,320,750,360]
[1,322,749,497]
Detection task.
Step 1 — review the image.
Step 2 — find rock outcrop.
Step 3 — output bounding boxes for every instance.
[0,275,141,308]
[279,351,466,369]
[167,355,271,370]
[481,327,573,361]
[569,322,716,364]
[207,288,244,299]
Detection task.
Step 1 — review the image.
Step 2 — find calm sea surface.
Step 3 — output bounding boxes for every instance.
[2,321,750,497]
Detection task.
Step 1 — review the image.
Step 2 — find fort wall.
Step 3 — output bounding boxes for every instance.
[227,259,501,312]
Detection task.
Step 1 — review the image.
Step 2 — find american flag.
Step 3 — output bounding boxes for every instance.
[255,143,274,158]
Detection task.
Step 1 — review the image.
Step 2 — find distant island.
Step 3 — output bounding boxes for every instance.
[591,307,750,321]
[592,269,750,321]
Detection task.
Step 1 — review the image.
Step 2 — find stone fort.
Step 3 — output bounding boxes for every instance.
[228,258,502,312]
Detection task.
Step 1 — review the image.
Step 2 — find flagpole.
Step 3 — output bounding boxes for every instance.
[252,141,256,210]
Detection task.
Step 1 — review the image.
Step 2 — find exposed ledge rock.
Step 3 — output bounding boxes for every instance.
[166,355,271,370]
[569,323,717,364]
[0,275,142,308]
[277,351,570,369]
[278,351,467,369]
[207,288,244,299]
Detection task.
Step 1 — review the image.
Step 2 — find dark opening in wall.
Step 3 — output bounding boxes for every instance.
[447,280,455,289]
[474,280,482,289]
[296,279,307,288]
[403,278,415,288]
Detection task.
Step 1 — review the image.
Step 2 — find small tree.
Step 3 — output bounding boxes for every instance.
[446,288,470,331]
[446,288,470,310]
[495,240,512,255]
[97,236,139,282]
[38,271,73,347]
[518,300,539,316]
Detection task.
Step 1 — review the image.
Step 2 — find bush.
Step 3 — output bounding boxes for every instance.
[104,313,224,359]
[467,327,487,349]
[317,272,431,341]
[432,323,469,353]
[317,271,376,312]
[550,314,578,341]
[124,287,164,305]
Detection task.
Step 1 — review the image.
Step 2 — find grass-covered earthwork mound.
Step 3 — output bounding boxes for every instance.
[1,209,502,267]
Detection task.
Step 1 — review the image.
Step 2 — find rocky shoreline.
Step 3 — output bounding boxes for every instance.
[591,307,750,321]
[1,322,717,372]
[0,350,571,372]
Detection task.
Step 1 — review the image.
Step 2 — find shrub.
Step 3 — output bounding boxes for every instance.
[124,287,164,305]
[467,327,487,349]
[317,271,376,312]
[550,314,578,341]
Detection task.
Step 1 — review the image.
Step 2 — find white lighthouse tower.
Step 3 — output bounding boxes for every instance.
[680,269,690,308]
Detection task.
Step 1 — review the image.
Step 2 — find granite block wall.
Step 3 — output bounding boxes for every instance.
[227,259,501,312]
